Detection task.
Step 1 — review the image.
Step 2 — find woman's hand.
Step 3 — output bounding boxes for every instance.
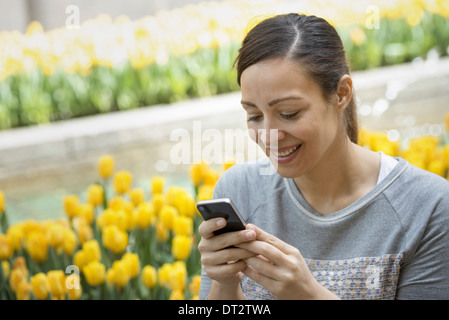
[198,218,257,299]
[237,224,339,300]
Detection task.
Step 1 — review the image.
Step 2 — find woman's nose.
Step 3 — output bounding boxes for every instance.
[259,126,286,148]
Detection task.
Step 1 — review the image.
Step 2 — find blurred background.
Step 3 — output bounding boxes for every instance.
[0,0,449,301]
[0,0,448,222]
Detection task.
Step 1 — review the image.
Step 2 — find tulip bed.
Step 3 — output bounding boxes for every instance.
[0,157,231,300]
[1,115,449,300]
[0,0,448,129]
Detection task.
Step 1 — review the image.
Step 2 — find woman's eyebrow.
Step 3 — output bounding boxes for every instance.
[241,96,303,108]
[241,100,257,107]
[268,96,303,106]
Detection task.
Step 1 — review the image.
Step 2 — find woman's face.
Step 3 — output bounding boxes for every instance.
[240,57,346,178]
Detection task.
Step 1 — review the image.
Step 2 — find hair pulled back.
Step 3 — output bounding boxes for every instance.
[236,13,358,143]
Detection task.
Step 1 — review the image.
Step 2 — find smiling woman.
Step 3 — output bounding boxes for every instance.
[197,13,449,300]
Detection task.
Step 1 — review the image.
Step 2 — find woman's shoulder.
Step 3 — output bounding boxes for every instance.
[399,159,449,194]
[386,158,449,219]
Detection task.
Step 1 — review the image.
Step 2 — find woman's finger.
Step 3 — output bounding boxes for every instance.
[246,224,298,255]
[237,239,284,265]
[201,247,256,266]
[198,218,227,239]
[243,255,277,278]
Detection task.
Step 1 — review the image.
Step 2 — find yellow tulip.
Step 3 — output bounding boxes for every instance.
[12,256,28,276]
[128,188,145,206]
[87,184,104,207]
[98,155,114,179]
[96,208,117,229]
[222,159,236,172]
[111,260,130,289]
[169,261,187,291]
[62,228,77,255]
[105,268,116,286]
[189,275,201,297]
[46,222,65,252]
[169,289,185,300]
[26,21,44,35]
[177,192,196,218]
[1,260,10,278]
[165,186,184,207]
[159,205,178,230]
[0,190,4,212]
[135,202,156,229]
[9,268,27,293]
[82,239,101,263]
[157,263,172,288]
[102,224,128,254]
[142,265,157,289]
[189,161,209,187]
[0,234,13,260]
[108,195,130,211]
[83,260,106,286]
[73,250,88,270]
[442,145,449,169]
[47,270,66,299]
[115,209,131,231]
[66,273,82,300]
[77,203,95,225]
[6,225,23,251]
[151,176,165,194]
[25,231,48,263]
[173,215,193,237]
[63,194,80,219]
[203,168,220,186]
[114,171,132,194]
[31,272,50,300]
[122,252,140,279]
[405,5,424,26]
[72,216,93,245]
[16,281,32,300]
[152,193,165,215]
[156,221,169,242]
[172,235,192,261]
[197,184,215,201]
[349,26,366,46]
[427,160,445,176]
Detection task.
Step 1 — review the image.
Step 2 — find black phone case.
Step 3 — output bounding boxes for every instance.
[197,199,246,235]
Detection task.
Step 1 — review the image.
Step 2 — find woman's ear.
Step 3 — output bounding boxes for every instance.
[336,75,353,111]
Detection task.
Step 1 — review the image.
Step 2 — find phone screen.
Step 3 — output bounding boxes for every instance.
[197,198,246,235]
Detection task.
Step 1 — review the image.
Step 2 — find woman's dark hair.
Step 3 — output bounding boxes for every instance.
[235,13,358,143]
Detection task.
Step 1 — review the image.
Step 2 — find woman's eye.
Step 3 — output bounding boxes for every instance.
[281,112,299,119]
[247,115,262,122]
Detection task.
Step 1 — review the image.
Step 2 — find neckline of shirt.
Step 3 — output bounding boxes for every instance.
[284,157,408,222]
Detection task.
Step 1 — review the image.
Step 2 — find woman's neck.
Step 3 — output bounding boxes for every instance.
[293,138,380,215]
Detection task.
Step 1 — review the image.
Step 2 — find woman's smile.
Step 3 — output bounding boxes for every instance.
[268,144,302,164]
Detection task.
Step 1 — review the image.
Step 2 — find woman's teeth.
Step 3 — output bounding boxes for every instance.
[274,145,300,157]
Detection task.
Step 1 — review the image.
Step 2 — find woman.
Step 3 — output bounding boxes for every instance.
[197,13,449,300]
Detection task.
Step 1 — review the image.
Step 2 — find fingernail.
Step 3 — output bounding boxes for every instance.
[245,230,255,240]
[217,219,226,227]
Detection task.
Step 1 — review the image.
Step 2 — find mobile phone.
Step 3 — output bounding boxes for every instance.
[196,198,246,235]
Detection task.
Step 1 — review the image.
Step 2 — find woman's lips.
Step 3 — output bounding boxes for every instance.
[268,144,302,164]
